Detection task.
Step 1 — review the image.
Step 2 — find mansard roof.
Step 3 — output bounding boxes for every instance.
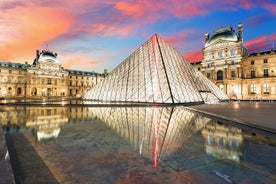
[205,26,238,47]
[0,61,29,69]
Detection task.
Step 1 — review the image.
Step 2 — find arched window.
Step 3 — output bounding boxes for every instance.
[8,87,12,95]
[31,88,37,96]
[217,70,223,80]
[17,87,22,95]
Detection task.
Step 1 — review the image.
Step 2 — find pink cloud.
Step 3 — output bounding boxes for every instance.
[183,49,202,62]
[61,54,100,70]
[0,5,74,61]
[245,34,276,52]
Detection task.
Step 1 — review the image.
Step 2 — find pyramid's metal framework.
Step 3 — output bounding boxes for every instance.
[83,34,229,104]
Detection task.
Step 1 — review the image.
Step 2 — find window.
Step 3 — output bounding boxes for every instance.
[230,48,236,56]
[207,73,211,79]
[264,69,269,77]
[218,50,223,58]
[263,84,269,94]
[8,87,12,94]
[250,84,256,94]
[251,60,254,65]
[9,70,12,74]
[47,79,51,84]
[264,59,268,63]
[231,71,236,78]
[42,79,44,85]
[217,70,223,80]
[206,52,211,60]
[250,71,255,78]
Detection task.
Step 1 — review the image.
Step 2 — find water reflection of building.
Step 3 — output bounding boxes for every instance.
[0,50,106,98]
[201,120,244,162]
[26,108,68,141]
[1,107,66,141]
[0,106,95,141]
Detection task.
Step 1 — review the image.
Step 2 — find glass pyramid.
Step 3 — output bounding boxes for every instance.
[83,34,229,104]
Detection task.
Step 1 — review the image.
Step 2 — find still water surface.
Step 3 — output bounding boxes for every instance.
[1,105,276,183]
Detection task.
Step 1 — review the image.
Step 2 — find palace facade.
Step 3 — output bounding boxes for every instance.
[193,24,276,100]
[0,50,106,98]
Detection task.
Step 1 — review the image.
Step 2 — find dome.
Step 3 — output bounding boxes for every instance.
[38,50,60,64]
[205,26,238,47]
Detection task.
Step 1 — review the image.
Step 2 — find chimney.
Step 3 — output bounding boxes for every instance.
[205,33,209,43]
[238,23,243,42]
[36,50,40,62]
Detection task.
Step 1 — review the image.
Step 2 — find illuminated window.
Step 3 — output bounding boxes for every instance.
[263,84,269,94]
[250,84,256,94]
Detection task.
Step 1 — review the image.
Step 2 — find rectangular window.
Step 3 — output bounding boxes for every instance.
[264,59,268,63]
[263,84,269,94]
[251,60,255,65]
[47,79,51,84]
[9,70,12,74]
[207,73,211,79]
[250,71,255,78]
[250,84,256,94]
[264,69,269,77]
[231,71,236,78]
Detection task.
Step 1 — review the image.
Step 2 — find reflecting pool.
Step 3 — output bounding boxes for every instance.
[1,105,276,183]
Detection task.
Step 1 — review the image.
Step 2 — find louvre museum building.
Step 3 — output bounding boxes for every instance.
[0,24,275,101]
[193,24,276,101]
[0,50,106,98]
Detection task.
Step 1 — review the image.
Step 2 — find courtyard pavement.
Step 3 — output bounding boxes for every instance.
[191,101,276,137]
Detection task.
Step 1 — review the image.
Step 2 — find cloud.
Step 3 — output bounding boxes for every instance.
[61,54,100,71]
[183,49,202,62]
[164,30,200,51]
[0,5,74,61]
[245,34,276,52]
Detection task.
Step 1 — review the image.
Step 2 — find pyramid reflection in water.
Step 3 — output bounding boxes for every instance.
[88,106,211,168]
[83,34,229,104]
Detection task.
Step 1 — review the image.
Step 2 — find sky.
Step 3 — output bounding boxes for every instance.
[0,0,276,73]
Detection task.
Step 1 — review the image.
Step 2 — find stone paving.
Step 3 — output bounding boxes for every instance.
[5,133,58,184]
[191,101,276,135]
[0,125,14,184]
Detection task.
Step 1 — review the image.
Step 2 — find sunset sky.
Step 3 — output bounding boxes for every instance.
[0,0,276,73]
